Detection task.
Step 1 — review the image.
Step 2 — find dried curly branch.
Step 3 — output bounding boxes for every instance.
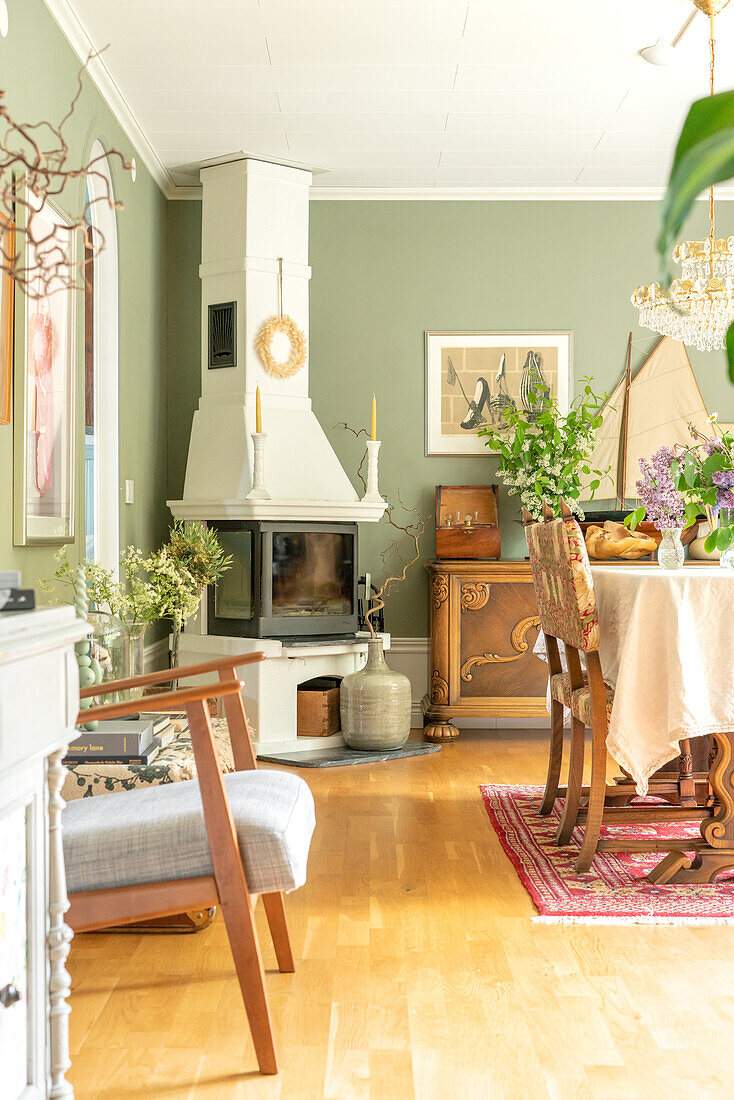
[0,48,132,299]
[365,490,428,639]
[334,421,369,491]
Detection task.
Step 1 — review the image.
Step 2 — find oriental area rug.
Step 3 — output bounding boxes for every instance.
[481,783,734,924]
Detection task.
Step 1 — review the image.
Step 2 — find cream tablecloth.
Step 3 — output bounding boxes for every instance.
[533,565,734,795]
[594,566,734,795]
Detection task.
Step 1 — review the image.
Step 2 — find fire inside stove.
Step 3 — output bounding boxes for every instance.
[271,531,352,616]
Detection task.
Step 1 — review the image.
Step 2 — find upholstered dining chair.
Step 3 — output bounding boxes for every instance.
[524,505,706,873]
[63,652,315,1076]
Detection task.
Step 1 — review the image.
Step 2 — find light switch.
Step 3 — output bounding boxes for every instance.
[124,480,135,504]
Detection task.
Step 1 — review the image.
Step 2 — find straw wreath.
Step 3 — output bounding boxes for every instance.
[255,314,307,378]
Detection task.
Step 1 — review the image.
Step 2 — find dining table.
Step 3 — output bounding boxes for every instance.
[538,562,734,885]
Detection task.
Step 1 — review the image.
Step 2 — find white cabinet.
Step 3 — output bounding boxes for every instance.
[0,607,86,1100]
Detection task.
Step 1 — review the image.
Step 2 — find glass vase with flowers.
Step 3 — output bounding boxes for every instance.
[41,547,160,697]
[625,447,690,569]
[625,419,734,569]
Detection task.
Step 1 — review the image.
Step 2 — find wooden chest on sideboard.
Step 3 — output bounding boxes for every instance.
[422,560,548,742]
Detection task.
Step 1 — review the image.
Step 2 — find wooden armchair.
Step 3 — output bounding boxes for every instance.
[63,653,316,1076]
[524,505,706,872]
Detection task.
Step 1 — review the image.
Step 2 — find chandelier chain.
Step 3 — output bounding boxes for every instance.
[631,3,734,353]
[709,14,716,267]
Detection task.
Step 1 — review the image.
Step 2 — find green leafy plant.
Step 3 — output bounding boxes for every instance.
[656,88,734,380]
[40,523,232,659]
[148,521,232,666]
[41,546,160,627]
[478,379,609,522]
[118,546,160,626]
[41,548,123,617]
[164,519,232,591]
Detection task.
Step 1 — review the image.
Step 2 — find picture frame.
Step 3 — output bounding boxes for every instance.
[0,212,14,425]
[425,330,573,457]
[13,195,77,546]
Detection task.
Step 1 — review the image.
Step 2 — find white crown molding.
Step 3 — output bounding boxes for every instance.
[174,185,734,204]
[39,2,734,206]
[42,0,179,198]
[309,186,734,202]
[168,185,205,201]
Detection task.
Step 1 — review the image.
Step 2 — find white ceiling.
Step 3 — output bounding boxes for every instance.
[57,0,734,195]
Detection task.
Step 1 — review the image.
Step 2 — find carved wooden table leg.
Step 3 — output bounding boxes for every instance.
[677,737,697,809]
[647,730,734,885]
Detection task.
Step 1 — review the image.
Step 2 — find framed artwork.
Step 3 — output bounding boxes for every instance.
[13,197,77,545]
[425,330,572,456]
[0,213,13,424]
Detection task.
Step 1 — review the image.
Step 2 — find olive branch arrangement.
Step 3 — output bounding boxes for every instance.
[0,48,132,298]
[336,422,427,638]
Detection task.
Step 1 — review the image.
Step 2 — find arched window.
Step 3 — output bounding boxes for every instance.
[84,140,119,575]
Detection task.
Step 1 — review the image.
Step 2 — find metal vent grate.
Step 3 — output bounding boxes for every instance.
[208,301,237,369]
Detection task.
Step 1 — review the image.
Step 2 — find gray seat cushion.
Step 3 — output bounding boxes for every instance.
[63,769,315,896]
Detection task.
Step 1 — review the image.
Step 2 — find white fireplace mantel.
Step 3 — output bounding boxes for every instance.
[168,497,388,523]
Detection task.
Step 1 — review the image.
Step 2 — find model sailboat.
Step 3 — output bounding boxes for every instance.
[580,335,713,506]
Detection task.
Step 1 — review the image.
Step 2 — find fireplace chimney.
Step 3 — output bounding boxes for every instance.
[168,155,386,524]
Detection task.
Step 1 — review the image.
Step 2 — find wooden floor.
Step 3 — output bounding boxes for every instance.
[67,729,734,1100]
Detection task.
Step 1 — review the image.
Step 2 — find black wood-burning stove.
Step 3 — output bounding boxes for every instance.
[207,521,358,641]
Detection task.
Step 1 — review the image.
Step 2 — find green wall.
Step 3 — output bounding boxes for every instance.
[309,200,734,637]
[0,0,168,594]
[164,199,734,640]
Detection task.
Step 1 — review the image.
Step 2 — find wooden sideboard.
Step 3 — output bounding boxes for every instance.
[422,560,548,742]
[0,607,87,1099]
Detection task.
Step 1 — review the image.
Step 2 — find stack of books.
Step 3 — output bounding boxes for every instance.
[63,712,179,766]
[139,709,189,737]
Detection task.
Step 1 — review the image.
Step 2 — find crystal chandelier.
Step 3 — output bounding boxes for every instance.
[632,0,734,352]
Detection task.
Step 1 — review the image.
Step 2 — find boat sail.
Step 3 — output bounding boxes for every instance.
[579,336,713,503]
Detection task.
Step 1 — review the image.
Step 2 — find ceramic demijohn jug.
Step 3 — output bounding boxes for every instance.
[340,637,412,751]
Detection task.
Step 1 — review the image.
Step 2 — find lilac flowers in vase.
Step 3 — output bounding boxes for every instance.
[626,422,734,570]
[628,447,688,569]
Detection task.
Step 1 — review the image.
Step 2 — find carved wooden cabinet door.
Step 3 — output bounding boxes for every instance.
[423,561,548,742]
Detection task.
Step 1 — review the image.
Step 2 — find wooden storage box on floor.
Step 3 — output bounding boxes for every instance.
[297,676,342,736]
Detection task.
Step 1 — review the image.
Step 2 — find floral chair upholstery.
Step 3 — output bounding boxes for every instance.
[571,682,615,726]
[549,670,578,708]
[525,517,600,652]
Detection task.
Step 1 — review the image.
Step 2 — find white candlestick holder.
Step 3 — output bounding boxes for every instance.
[246,432,271,500]
[362,439,385,504]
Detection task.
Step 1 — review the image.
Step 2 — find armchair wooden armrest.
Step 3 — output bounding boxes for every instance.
[77,679,245,725]
[76,652,265,772]
[79,651,266,699]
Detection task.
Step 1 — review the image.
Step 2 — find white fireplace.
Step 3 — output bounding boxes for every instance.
[168,154,387,756]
